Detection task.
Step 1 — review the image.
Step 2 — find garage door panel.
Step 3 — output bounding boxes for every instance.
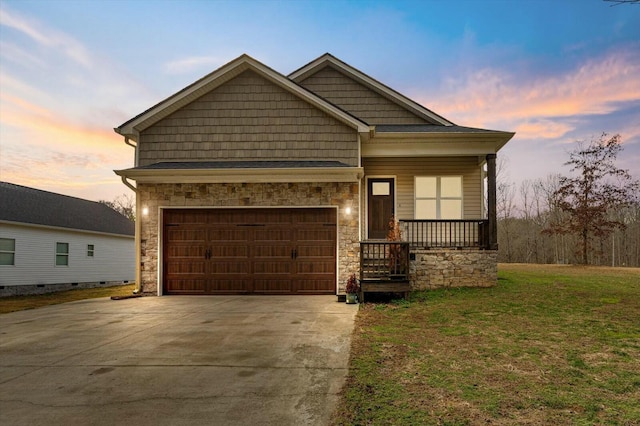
[293,208,335,223]
[210,245,249,258]
[253,244,290,258]
[297,228,335,241]
[254,228,292,241]
[208,228,250,241]
[165,245,206,259]
[166,228,207,243]
[163,208,336,295]
[208,279,249,293]
[165,279,207,294]
[296,261,335,274]
[209,261,250,274]
[253,279,293,294]
[294,279,335,294]
[166,261,207,274]
[297,244,335,258]
[253,261,292,274]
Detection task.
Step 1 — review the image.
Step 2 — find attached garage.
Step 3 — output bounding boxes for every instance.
[162,208,337,295]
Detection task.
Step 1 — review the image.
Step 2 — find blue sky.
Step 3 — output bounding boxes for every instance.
[1,0,639,202]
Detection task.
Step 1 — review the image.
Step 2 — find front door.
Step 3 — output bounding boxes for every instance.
[367,178,394,239]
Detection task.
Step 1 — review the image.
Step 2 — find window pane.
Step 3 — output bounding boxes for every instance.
[0,253,14,265]
[0,238,15,251]
[415,177,437,198]
[441,200,463,219]
[56,242,69,254]
[441,177,462,197]
[371,182,390,196]
[416,200,437,219]
[56,255,68,266]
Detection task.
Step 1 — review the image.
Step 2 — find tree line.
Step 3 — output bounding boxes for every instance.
[498,134,639,267]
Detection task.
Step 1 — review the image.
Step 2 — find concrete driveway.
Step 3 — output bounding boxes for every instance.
[0,296,358,426]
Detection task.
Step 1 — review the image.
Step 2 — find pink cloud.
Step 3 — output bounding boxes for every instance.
[0,93,123,150]
[422,46,640,138]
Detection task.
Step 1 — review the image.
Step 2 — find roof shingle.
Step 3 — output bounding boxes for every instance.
[0,182,134,236]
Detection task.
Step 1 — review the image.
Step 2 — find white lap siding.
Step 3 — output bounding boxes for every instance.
[0,223,134,287]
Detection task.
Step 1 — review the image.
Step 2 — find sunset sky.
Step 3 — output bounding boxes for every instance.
[1,0,639,203]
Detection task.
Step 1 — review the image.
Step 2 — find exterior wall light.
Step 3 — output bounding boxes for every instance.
[344,200,353,215]
[142,207,149,216]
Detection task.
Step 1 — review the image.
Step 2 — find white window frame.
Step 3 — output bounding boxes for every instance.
[414,176,463,219]
[87,244,95,257]
[0,238,16,266]
[56,242,69,266]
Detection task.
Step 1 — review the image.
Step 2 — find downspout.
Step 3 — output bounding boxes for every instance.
[121,176,142,294]
[121,134,142,294]
[124,137,138,166]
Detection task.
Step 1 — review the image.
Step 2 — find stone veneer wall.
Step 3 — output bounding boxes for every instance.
[137,182,360,295]
[410,249,498,290]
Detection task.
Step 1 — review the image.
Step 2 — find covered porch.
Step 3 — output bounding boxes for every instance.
[357,153,500,299]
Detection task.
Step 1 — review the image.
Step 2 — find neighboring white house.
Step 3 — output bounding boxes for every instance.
[0,182,135,297]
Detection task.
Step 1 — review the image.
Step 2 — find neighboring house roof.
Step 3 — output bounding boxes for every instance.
[115,54,370,140]
[0,182,135,237]
[288,53,454,127]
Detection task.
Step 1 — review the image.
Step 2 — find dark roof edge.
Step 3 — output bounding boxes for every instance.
[0,219,135,238]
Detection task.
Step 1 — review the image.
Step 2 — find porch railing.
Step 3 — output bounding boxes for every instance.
[360,241,410,281]
[399,219,490,250]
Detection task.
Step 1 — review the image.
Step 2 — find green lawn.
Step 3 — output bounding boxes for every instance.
[0,284,136,314]
[332,264,640,425]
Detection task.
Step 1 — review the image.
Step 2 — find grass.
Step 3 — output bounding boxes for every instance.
[0,284,136,314]
[332,263,640,425]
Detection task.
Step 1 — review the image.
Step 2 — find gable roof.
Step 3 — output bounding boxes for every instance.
[288,53,454,127]
[0,182,135,237]
[115,54,370,140]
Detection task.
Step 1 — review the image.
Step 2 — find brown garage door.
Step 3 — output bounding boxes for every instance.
[162,208,337,295]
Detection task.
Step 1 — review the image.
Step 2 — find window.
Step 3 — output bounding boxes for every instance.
[415,176,463,219]
[0,238,15,266]
[87,244,94,257]
[56,242,69,266]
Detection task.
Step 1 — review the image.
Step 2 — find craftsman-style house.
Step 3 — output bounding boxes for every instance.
[114,54,513,296]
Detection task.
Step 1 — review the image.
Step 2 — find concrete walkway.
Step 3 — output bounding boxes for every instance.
[0,296,358,426]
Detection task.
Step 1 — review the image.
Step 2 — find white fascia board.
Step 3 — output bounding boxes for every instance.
[289,54,453,126]
[114,167,365,184]
[0,220,135,239]
[362,132,515,157]
[116,55,369,139]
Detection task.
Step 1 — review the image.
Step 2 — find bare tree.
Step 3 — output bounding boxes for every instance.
[497,180,517,262]
[548,134,639,264]
[99,194,136,222]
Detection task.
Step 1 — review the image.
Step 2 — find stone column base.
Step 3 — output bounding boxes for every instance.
[410,249,498,290]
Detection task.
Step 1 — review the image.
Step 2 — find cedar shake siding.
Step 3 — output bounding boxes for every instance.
[138,70,359,167]
[297,65,431,125]
[362,157,483,220]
